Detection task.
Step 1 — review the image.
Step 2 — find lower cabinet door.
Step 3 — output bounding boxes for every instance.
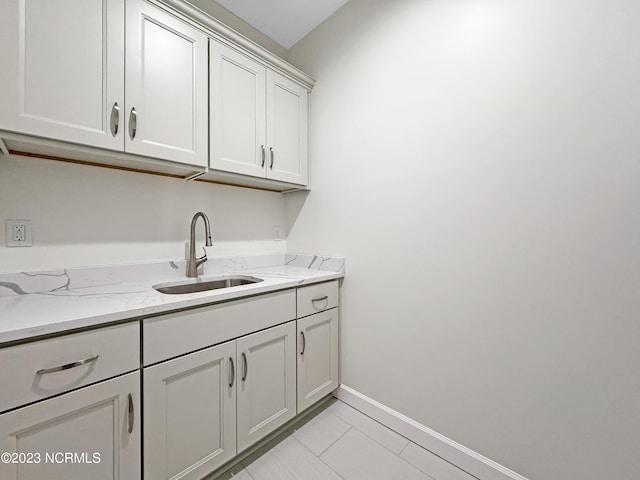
[0,371,140,480]
[143,340,236,480]
[236,321,296,453]
[297,309,340,412]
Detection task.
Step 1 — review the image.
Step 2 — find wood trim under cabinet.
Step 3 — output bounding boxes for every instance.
[9,150,189,179]
[9,149,302,192]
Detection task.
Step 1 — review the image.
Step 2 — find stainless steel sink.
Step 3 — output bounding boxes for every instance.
[153,275,263,294]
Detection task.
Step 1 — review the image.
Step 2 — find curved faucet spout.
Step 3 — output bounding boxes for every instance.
[187,212,213,278]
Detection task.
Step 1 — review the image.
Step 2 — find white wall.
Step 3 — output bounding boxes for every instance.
[286,0,640,479]
[0,154,286,272]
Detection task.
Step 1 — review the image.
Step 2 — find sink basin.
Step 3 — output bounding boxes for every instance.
[153,275,264,294]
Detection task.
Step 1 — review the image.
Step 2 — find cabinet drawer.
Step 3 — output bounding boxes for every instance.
[297,280,339,318]
[143,290,296,366]
[0,322,139,413]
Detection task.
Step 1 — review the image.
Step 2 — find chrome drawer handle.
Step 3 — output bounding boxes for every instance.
[128,393,134,434]
[261,145,266,168]
[110,102,120,137]
[269,147,274,169]
[241,352,248,382]
[129,107,137,139]
[311,296,329,303]
[300,331,306,355]
[36,354,99,375]
[229,357,235,388]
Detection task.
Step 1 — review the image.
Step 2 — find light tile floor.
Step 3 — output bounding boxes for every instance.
[214,398,479,480]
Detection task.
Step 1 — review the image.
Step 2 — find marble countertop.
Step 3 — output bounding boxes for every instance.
[0,254,344,346]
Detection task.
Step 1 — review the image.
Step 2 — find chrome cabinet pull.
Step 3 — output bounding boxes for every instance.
[36,354,99,375]
[312,295,329,303]
[229,357,235,388]
[129,107,137,139]
[261,145,266,167]
[110,102,120,137]
[300,331,306,356]
[241,352,248,382]
[269,147,274,169]
[127,393,134,434]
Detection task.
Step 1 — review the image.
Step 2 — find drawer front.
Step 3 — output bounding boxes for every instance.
[297,280,339,318]
[143,289,296,366]
[0,322,139,413]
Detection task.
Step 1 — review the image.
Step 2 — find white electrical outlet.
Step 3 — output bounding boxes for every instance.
[13,224,25,242]
[273,226,282,241]
[6,220,32,247]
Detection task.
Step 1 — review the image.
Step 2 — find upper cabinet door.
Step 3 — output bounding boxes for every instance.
[0,0,125,150]
[210,40,267,177]
[125,0,208,167]
[266,71,309,185]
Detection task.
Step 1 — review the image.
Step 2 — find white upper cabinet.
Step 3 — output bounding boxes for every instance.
[210,41,266,177]
[0,0,125,150]
[210,39,309,187]
[266,70,309,185]
[0,0,207,168]
[0,0,311,184]
[125,0,208,167]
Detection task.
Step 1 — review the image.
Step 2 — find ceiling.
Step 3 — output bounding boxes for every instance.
[214,0,349,49]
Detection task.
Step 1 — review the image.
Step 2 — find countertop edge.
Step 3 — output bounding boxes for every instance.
[0,271,344,347]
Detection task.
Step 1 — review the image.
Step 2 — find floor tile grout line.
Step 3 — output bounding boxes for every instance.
[329,406,411,456]
[237,465,257,480]
[331,400,414,445]
[398,449,465,480]
[401,442,482,480]
[319,425,439,480]
[313,423,353,457]
[289,435,348,480]
[318,453,348,480]
[398,451,439,480]
[399,439,410,456]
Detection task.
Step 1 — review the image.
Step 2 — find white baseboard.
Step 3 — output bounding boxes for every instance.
[334,385,528,480]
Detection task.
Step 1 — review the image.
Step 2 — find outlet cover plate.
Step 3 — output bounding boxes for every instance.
[6,219,32,247]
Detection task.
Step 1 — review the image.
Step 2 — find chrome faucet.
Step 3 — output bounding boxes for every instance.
[187,212,213,278]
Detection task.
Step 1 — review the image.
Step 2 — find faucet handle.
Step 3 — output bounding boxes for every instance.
[198,247,208,262]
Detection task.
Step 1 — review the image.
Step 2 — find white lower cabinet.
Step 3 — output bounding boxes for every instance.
[297,309,340,412]
[0,371,140,480]
[236,321,297,453]
[143,340,236,480]
[0,282,341,480]
[143,321,297,479]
